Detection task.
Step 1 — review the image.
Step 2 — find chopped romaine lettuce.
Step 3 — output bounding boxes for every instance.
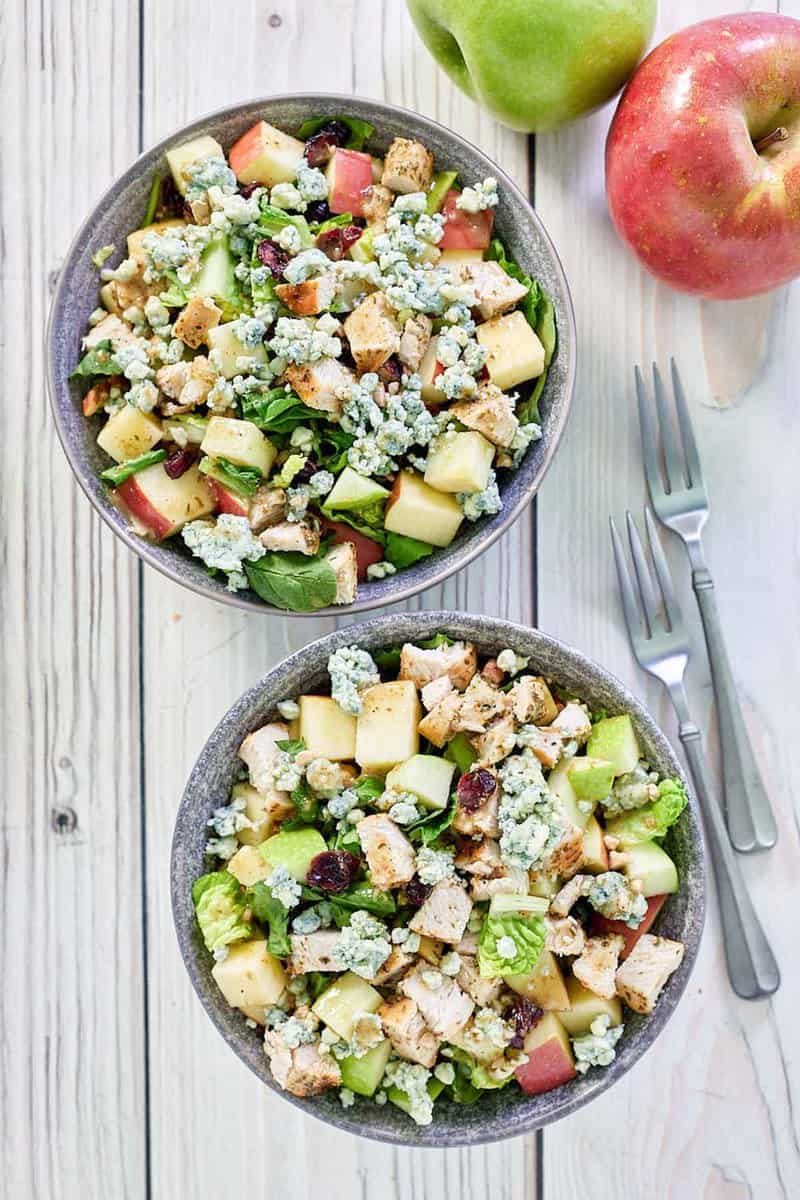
[604,778,688,846]
[296,114,375,150]
[385,532,435,570]
[71,340,122,379]
[249,881,292,957]
[192,870,252,953]
[477,894,548,978]
[199,455,263,497]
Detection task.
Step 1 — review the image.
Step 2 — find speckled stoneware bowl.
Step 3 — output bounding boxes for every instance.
[172,612,705,1146]
[47,93,575,616]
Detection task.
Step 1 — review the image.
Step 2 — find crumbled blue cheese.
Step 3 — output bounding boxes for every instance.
[270,182,306,211]
[277,1011,318,1048]
[497,748,563,870]
[266,864,302,910]
[182,515,266,590]
[391,927,421,953]
[327,645,380,715]
[296,163,329,202]
[496,648,529,675]
[292,908,322,934]
[382,1060,434,1127]
[327,787,361,820]
[277,699,300,721]
[572,1014,624,1074]
[350,1011,384,1056]
[458,471,502,521]
[456,177,499,213]
[587,872,648,928]
[439,951,462,977]
[186,156,237,200]
[283,248,331,284]
[205,835,238,860]
[341,371,437,477]
[507,421,542,468]
[496,935,518,961]
[275,224,302,254]
[366,561,397,581]
[231,315,267,348]
[268,315,342,364]
[339,1087,356,1108]
[602,762,659,817]
[290,425,314,453]
[91,244,116,268]
[415,846,455,886]
[272,748,305,792]
[387,795,420,825]
[305,758,346,797]
[332,910,392,979]
[207,794,254,839]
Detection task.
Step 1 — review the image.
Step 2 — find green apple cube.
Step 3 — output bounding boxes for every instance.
[312,971,383,1040]
[566,757,616,803]
[339,1038,392,1097]
[385,754,456,812]
[424,431,494,494]
[547,760,593,830]
[586,715,642,776]
[258,827,327,883]
[207,321,268,380]
[191,235,238,309]
[200,416,276,476]
[325,467,389,511]
[623,841,678,897]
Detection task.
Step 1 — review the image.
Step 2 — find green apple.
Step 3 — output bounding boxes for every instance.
[406,0,656,132]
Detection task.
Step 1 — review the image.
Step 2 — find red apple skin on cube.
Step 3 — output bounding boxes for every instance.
[207,477,249,518]
[606,13,800,299]
[590,893,668,959]
[515,1014,577,1097]
[116,463,214,541]
[439,190,494,250]
[320,516,384,580]
[229,122,267,180]
[117,476,174,539]
[327,150,373,216]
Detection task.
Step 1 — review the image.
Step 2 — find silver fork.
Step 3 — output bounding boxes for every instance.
[636,361,777,853]
[610,509,779,1000]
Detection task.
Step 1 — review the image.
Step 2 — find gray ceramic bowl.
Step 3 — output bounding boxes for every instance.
[172,612,705,1146]
[47,93,575,616]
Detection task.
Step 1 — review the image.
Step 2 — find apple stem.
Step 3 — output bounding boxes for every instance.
[754,126,789,153]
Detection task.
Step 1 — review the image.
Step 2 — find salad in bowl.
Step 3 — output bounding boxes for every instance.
[69,111,557,612]
[185,626,695,1131]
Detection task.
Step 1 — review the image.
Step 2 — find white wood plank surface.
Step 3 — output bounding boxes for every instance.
[6,0,799,1196]
[0,1,146,1198]
[536,1,800,1196]
[139,3,535,1198]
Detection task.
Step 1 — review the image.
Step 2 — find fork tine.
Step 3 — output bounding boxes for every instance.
[652,362,686,491]
[626,510,662,636]
[635,365,666,502]
[670,358,703,489]
[644,506,685,633]
[609,517,647,645]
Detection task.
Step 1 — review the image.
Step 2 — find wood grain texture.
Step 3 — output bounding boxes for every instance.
[140,2,535,1197]
[536,1,800,1196]
[0,1,146,1198]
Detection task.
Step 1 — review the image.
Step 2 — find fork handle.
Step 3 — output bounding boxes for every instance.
[679,722,780,999]
[692,568,778,852]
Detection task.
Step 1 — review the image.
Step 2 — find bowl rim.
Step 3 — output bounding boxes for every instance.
[46,91,577,617]
[171,611,706,1146]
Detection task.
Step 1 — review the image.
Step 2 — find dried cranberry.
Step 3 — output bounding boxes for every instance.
[457,768,497,812]
[293,458,319,485]
[316,224,363,261]
[404,876,432,907]
[307,850,361,894]
[305,200,332,225]
[238,181,260,199]
[304,120,351,167]
[506,997,542,1049]
[182,199,195,222]
[338,339,357,371]
[256,239,291,277]
[164,447,197,479]
[377,357,403,387]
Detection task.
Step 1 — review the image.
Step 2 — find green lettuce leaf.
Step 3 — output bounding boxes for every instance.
[604,777,688,847]
[199,455,262,497]
[385,532,435,570]
[71,340,122,379]
[100,449,166,486]
[329,877,396,917]
[248,881,292,958]
[240,387,324,434]
[296,114,375,150]
[320,499,386,545]
[245,549,338,612]
[257,202,313,248]
[408,793,458,845]
[477,895,548,978]
[192,870,252,953]
[353,776,384,804]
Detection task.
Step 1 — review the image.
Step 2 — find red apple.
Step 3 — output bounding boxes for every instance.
[325,149,373,216]
[116,463,215,540]
[515,1012,576,1096]
[207,477,250,518]
[319,516,384,580]
[439,190,494,251]
[606,13,800,298]
[590,892,668,959]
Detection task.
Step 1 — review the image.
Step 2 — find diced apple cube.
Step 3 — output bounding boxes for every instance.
[439,248,484,266]
[326,149,374,216]
[97,406,162,464]
[546,759,592,830]
[211,938,288,1010]
[418,336,443,406]
[166,135,225,196]
[207,321,268,379]
[424,431,494,495]
[200,416,276,476]
[385,754,456,812]
[115,462,215,540]
[127,218,186,261]
[476,311,545,391]
[294,695,357,761]
[356,681,422,773]
[556,976,623,1037]
[227,844,271,887]
[439,190,494,251]
[514,1012,576,1096]
[312,971,382,1040]
[384,471,463,548]
[591,893,668,960]
[581,815,610,874]
[206,477,250,518]
[232,781,294,846]
[623,842,678,898]
[505,949,569,1011]
[228,120,305,186]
